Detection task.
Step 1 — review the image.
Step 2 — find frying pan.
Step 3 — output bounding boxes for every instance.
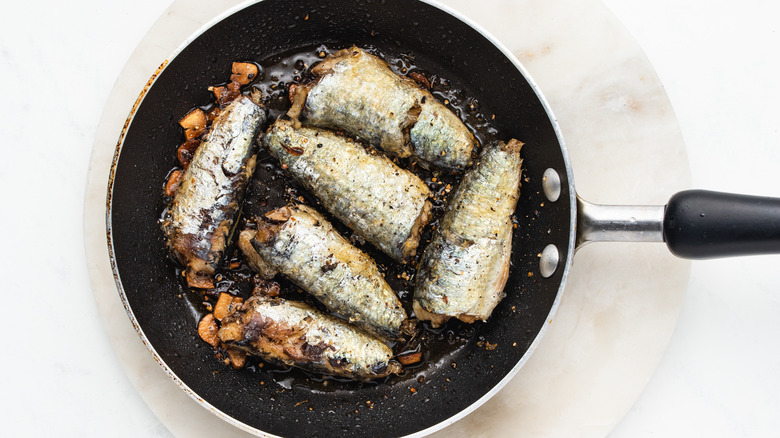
[106,0,780,436]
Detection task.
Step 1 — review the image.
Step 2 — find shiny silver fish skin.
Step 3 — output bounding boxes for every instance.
[413,139,524,327]
[163,96,266,288]
[292,46,476,170]
[239,205,407,338]
[263,119,432,263]
[218,294,402,380]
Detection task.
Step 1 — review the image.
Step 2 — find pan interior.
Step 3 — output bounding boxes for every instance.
[107,0,573,436]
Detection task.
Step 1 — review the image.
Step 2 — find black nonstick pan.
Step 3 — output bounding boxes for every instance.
[106,0,780,437]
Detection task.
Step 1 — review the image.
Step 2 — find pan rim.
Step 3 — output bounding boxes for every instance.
[105,0,579,436]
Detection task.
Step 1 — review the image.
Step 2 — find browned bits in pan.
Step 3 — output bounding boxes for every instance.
[408,71,431,89]
[176,139,200,168]
[226,347,247,369]
[477,340,498,351]
[188,271,216,290]
[253,276,281,297]
[210,81,242,106]
[213,292,244,321]
[230,62,259,85]
[179,108,207,140]
[397,351,423,365]
[164,170,183,197]
[197,313,219,348]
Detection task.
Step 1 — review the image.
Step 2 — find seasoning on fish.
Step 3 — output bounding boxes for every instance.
[218,293,402,380]
[288,46,476,170]
[162,95,266,288]
[413,139,524,327]
[238,205,407,338]
[263,119,432,262]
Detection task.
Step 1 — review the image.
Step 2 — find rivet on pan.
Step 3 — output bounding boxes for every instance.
[542,168,561,202]
[539,244,559,278]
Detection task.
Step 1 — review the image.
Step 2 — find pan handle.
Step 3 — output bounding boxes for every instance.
[577,190,780,259]
[664,190,780,258]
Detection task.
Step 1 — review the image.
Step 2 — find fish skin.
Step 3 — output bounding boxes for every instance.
[409,99,474,170]
[303,47,417,158]
[295,46,476,170]
[218,293,402,380]
[263,119,432,263]
[413,139,524,327]
[240,205,407,339]
[163,96,266,288]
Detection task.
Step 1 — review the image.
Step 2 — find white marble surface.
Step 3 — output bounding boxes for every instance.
[2,1,778,437]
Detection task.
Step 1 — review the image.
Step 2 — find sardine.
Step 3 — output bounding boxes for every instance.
[413,139,524,327]
[288,46,476,170]
[263,119,432,263]
[218,293,402,380]
[238,205,407,338]
[162,95,266,288]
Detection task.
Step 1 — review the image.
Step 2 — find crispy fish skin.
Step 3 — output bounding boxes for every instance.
[163,96,266,288]
[293,46,476,170]
[240,205,407,338]
[413,139,523,327]
[263,119,432,262]
[218,294,402,380]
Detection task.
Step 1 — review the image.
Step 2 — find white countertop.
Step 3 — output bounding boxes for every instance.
[2,0,779,437]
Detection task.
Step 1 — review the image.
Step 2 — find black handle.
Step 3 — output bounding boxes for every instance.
[663,190,780,259]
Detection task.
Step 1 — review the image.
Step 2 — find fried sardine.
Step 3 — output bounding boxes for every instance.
[413,139,523,327]
[163,96,266,288]
[219,294,401,380]
[238,205,407,338]
[289,46,476,170]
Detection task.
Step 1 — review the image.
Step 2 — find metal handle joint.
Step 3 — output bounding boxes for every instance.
[577,197,665,249]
